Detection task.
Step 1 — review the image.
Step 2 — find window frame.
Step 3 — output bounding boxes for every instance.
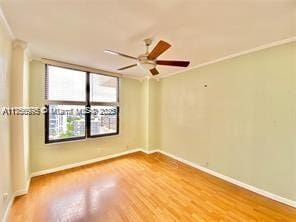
[45,64,120,144]
[87,72,120,138]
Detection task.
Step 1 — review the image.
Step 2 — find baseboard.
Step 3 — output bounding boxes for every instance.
[2,194,15,222]
[2,149,144,222]
[3,176,33,222]
[142,149,160,154]
[14,176,31,197]
[16,148,296,210]
[31,148,143,177]
[150,149,296,209]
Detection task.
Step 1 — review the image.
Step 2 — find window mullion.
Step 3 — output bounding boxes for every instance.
[86,72,90,137]
[89,102,119,106]
[46,100,87,105]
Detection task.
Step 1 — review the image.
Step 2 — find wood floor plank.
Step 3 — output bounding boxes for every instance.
[8,152,296,222]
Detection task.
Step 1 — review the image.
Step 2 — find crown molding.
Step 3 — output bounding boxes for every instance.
[13,39,27,49]
[121,74,146,81]
[0,6,14,39]
[157,36,296,79]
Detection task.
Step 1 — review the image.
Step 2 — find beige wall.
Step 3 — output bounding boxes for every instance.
[23,50,30,183]
[10,41,30,192]
[140,78,160,151]
[0,19,30,219]
[158,42,296,201]
[28,42,296,202]
[147,79,160,150]
[29,61,144,172]
[0,17,12,220]
[140,79,149,150]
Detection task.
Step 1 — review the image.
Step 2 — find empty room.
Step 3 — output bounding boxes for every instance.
[0,0,296,221]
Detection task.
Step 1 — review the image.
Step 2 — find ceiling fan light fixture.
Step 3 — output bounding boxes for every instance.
[137,55,156,70]
[139,61,156,70]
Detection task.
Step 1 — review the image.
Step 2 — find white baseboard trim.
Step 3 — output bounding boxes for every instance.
[14,189,27,197]
[2,177,31,221]
[2,149,144,222]
[31,148,143,177]
[148,149,296,209]
[142,149,159,154]
[17,148,296,210]
[14,176,31,197]
[2,194,15,222]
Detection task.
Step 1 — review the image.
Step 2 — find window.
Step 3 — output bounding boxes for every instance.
[90,106,118,136]
[45,65,119,143]
[89,73,119,137]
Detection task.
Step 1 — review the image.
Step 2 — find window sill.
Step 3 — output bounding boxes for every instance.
[45,133,120,145]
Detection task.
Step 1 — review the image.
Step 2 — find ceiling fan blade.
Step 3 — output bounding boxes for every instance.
[104,49,137,60]
[148,40,171,60]
[118,64,137,71]
[156,60,190,67]
[150,68,159,75]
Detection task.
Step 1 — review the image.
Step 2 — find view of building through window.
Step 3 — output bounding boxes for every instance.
[48,105,85,140]
[91,106,117,135]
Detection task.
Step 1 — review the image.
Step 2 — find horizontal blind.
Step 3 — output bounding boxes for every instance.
[45,65,48,100]
[46,65,87,102]
[90,73,118,103]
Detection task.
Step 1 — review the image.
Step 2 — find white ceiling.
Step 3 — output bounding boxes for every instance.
[1,0,296,78]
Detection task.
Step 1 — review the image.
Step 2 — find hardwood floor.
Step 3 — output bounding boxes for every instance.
[9,152,296,222]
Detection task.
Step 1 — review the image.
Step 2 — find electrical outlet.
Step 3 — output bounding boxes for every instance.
[2,193,8,202]
[204,162,209,167]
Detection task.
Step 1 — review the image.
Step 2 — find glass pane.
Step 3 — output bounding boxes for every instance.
[90,106,118,135]
[48,65,86,101]
[90,74,118,102]
[48,105,86,141]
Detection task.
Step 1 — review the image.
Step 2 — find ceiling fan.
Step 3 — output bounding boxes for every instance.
[104,39,190,76]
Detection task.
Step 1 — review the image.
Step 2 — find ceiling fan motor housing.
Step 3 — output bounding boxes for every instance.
[137,54,156,70]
